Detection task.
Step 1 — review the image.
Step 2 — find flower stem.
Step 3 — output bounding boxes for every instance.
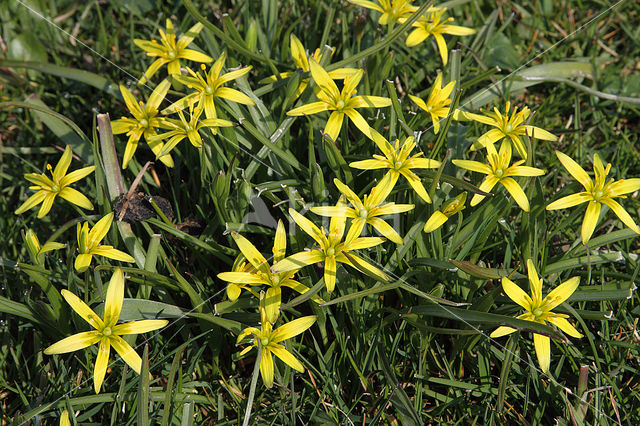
[242,346,262,426]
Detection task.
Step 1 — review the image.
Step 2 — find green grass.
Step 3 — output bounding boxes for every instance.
[2,0,640,424]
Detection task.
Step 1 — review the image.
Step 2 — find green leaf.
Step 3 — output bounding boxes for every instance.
[94,299,184,321]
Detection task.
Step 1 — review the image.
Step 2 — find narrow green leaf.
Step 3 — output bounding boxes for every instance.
[137,344,150,426]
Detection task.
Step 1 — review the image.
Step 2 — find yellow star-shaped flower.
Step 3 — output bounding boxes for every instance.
[75,213,135,272]
[134,19,212,84]
[272,202,388,293]
[287,59,391,142]
[14,145,95,218]
[162,52,255,122]
[350,134,440,203]
[490,259,582,374]
[409,73,456,134]
[546,151,640,244]
[44,268,168,393]
[423,192,466,233]
[311,174,414,244]
[406,7,476,65]
[452,142,544,212]
[461,101,557,159]
[348,0,418,25]
[110,80,173,169]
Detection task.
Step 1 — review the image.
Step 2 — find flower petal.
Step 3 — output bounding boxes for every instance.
[272,250,324,273]
[111,335,143,374]
[452,159,491,174]
[260,348,275,388]
[546,192,591,210]
[607,178,640,196]
[351,95,392,109]
[367,217,404,244]
[287,101,331,116]
[271,315,317,343]
[59,166,96,187]
[310,206,353,218]
[544,276,580,310]
[501,177,531,212]
[501,277,532,310]
[555,151,591,189]
[103,268,124,327]
[344,109,372,139]
[289,208,326,246]
[406,27,428,47]
[270,344,305,372]
[601,198,640,234]
[489,326,517,338]
[74,253,93,272]
[581,201,601,244]
[94,338,111,393]
[423,211,449,233]
[402,172,431,203]
[37,193,57,218]
[61,289,104,329]
[340,252,389,282]
[147,79,171,110]
[58,187,94,210]
[323,111,344,142]
[533,333,550,374]
[216,271,268,284]
[525,125,557,141]
[215,87,255,105]
[546,316,582,338]
[324,256,337,292]
[43,330,101,354]
[91,246,136,263]
[53,146,73,182]
[231,232,270,274]
[14,190,47,215]
[309,59,339,98]
[113,319,169,335]
[88,213,114,247]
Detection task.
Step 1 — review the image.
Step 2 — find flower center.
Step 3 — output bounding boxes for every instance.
[139,118,149,128]
[494,168,504,178]
[504,124,512,134]
[185,124,192,132]
[533,308,544,318]
[359,208,368,219]
[260,337,269,346]
[205,86,213,95]
[50,183,60,193]
[168,50,176,60]
[102,327,112,337]
[326,247,335,257]
[394,160,403,170]
[593,189,605,200]
[336,99,345,110]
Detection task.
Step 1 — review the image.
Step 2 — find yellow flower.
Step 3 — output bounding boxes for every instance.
[44,268,169,393]
[349,134,440,203]
[348,0,417,25]
[452,142,544,212]
[423,192,466,233]
[217,220,318,323]
[259,34,357,99]
[24,229,66,266]
[150,103,234,158]
[133,19,212,84]
[272,203,388,293]
[162,52,255,122]
[287,59,391,142]
[310,174,414,244]
[490,259,582,374]
[60,410,70,426]
[14,145,95,218]
[237,301,316,389]
[408,73,455,134]
[75,212,135,272]
[461,101,558,159]
[406,7,476,65]
[546,151,640,244]
[110,80,173,169]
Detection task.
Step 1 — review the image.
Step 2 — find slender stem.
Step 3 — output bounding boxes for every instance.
[242,346,262,426]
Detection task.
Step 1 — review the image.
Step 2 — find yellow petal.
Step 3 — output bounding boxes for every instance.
[501,277,532,310]
[103,268,124,327]
[340,252,389,282]
[442,24,477,36]
[351,95,392,109]
[260,348,275,388]
[61,289,104,329]
[581,201,601,244]
[489,326,517,338]
[544,276,580,310]
[507,165,545,177]
[179,49,213,63]
[423,211,449,233]
[309,59,340,98]
[272,315,317,343]
[218,66,253,86]
[271,344,305,372]
[310,206,353,217]
[264,287,281,324]
[37,193,57,218]
[217,272,267,284]
[500,177,530,212]
[349,159,388,170]
[287,101,331,116]
[52,146,73,182]
[347,237,386,250]
[555,151,591,189]
[58,187,93,210]
[176,22,204,48]
[113,319,168,335]
[88,213,114,246]
[59,165,96,187]
[74,253,93,272]
[601,198,640,234]
[231,232,270,274]
[525,125,557,141]
[526,259,542,302]
[546,192,591,210]
[60,410,70,426]
[608,178,640,197]
[406,27,429,47]
[452,159,491,175]
[323,111,344,142]
[272,250,324,273]
[44,330,101,354]
[533,333,550,374]
[434,33,448,65]
[91,246,136,263]
[402,172,431,203]
[14,190,47,215]
[368,217,404,244]
[289,34,307,69]
[408,94,428,111]
[341,69,364,96]
[289,208,326,246]
[272,220,287,263]
[119,85,142,116]
[94,338,111,393]
[324,255,337,292]
[367,172,396,206]
[111,335,143,374]
[147,79,171,110]
[215,87,255,105]
[546,316,582,338]
[344,109,372,139]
